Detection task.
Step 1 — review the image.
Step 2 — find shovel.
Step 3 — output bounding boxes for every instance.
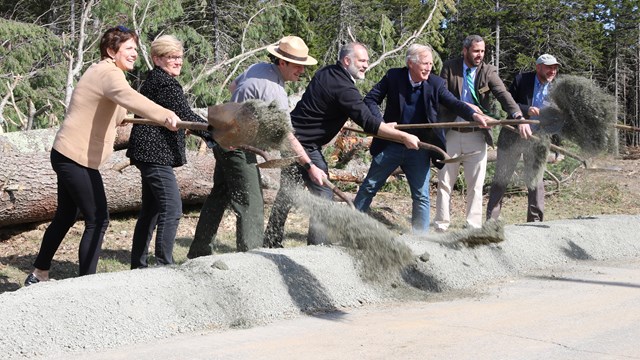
[122,118,211,131]
[341,126,480,163]
[240,144,354,207]
[323,178,355,208]
[614,124,640,132]
[122,100,291,150]
[394,119,540,130]
[393,117,570,135]
[236,145,300,169]
[502,125,590,168]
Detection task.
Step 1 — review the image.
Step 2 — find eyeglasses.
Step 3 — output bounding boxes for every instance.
[165,55,184,62]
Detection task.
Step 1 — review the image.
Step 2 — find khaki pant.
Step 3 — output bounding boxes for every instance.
[434,130,487,230]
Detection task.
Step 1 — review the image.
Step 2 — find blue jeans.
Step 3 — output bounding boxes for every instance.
[354,143,431,233]
[130,162,182,269]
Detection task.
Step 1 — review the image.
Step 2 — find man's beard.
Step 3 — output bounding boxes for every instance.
[347,62,364,80]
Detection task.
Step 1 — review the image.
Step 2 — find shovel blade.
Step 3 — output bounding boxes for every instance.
[438,150,482,163]
[257,156,300,169]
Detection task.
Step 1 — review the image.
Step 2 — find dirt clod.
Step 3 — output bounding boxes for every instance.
[450,219,506,248]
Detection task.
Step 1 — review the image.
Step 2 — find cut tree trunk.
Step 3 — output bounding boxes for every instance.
[0,124,133,154]
[0,150,216,228]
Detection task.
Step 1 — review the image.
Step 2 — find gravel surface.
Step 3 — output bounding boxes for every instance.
[2,214,639,360]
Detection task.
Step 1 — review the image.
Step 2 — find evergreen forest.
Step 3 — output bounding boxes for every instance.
[0,0,638,146]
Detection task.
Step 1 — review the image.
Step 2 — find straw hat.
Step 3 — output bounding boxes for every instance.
[267,36,317,66]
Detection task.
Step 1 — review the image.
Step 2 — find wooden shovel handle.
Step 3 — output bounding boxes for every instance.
[323,178,355,209]
[341,126,449,160]
[614,124,640,132]
[122,118,212,132]
[394,119,539,130]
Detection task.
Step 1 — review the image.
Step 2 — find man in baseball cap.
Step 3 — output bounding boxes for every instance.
[486,53,560,224]
[536,53,561,66]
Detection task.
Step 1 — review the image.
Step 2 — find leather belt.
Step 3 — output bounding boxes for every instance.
[451,127,480,133]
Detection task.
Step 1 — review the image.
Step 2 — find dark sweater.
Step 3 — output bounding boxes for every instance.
[291,63,382,149]
[127,67,209,167]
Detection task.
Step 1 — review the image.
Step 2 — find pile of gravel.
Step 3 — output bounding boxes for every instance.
[2,215,639,359]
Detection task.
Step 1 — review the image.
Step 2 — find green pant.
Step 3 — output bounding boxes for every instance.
[188,147,264,257]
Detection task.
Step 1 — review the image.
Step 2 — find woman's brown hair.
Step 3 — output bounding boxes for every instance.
[99,26,138,59]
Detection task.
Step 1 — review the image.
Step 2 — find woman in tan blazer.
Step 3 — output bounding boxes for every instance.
[25,26,181,286]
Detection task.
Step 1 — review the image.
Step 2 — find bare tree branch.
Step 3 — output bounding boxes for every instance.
[367,0,439,71]
[184,3,291,96]
[133,0,154,71]
[64,0,96,108]
[184,45,271,93]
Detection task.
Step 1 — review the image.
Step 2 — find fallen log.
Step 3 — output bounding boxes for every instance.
[0,128,56,154]
[0,150,216,228]
[0,125,131,154]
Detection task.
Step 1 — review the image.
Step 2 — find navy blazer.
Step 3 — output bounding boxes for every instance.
[509,71,537,115]
[364,67,476,163]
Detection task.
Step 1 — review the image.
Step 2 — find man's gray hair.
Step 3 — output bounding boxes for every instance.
[463,35,484,50]
[405,44,432,65]
[339,42,366,61]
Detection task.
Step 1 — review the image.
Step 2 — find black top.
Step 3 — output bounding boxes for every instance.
[127,67,209,167]
[290,63,382,149]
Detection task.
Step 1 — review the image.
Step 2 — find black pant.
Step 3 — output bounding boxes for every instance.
[264,147,333,246]
[130,162,182,269]
[486,129,547,222]
[33,150,109,276]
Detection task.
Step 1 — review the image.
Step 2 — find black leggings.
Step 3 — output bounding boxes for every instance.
[33,150,109,275]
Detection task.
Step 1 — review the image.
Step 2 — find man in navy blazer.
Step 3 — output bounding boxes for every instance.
[353,44,493,233]
[486,54,560,222]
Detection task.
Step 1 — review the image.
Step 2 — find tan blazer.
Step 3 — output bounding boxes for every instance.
[54,59,172,169]
[439,57,520,145]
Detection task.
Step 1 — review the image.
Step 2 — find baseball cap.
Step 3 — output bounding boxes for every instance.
[536,54,560,66]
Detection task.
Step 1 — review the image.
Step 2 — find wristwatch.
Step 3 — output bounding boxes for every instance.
[302,162,312,170]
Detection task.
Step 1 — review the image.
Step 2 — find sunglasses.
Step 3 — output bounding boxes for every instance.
[111,25,132,33]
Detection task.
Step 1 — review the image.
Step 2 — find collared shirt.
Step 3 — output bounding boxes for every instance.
[455,63,477,123]
[532,76,550,115]
[342,65,357,84]
[461,63,477,104]
[408,72,422,88]
[231,62,289,111]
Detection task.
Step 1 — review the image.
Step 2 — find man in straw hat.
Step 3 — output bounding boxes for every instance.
[264,42,422,247]
[486,53,561,223]
[188,36,317,258]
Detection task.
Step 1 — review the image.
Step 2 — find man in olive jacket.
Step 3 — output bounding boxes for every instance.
[434,35,523,232]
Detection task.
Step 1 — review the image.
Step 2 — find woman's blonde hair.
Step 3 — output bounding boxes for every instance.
[151,35,183,58]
